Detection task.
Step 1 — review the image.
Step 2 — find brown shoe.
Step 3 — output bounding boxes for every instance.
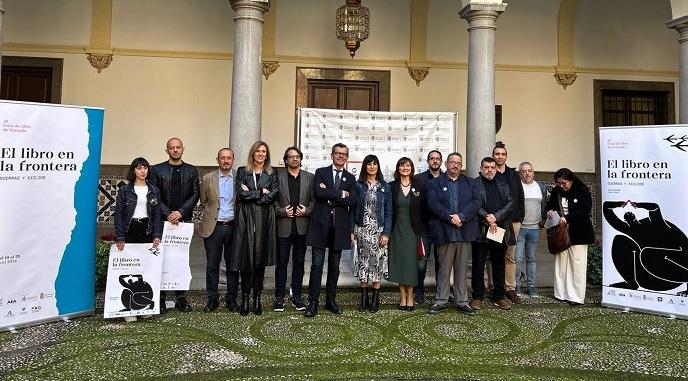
[506,290,521,304]
[469,299,482,310]
[493,298,511,310]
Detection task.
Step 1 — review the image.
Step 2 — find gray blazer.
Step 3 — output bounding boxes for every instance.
[198,169,236,238]
[274,168,314,237]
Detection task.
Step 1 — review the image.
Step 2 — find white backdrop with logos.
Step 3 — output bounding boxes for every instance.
[297,108,457,178]
[600,125,688,318]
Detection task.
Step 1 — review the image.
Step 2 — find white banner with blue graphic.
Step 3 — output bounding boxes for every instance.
[0,100,103,330]
[104,244,162,319]
[600,125,688,318]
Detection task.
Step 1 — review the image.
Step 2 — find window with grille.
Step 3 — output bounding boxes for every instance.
[601,90,669,126]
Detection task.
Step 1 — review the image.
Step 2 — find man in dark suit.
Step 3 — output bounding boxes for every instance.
[304,143,356,317]
[471,157,515,311]
[427,152,481,316]
[273,146,314,312]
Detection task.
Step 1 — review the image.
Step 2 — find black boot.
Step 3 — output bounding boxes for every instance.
[370,289,380,313]
[253,291,262,316]
[358,287,368,312]
[240,293,250,316]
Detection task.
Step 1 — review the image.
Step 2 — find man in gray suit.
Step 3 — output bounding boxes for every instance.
[199,148,238,312]
[273,146,314,311]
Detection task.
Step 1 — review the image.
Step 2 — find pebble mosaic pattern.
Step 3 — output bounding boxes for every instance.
[1,289,687,380]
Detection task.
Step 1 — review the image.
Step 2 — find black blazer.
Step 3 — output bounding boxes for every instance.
[305,165,357,250]
[546,182,594,245]
[390,178,426,236]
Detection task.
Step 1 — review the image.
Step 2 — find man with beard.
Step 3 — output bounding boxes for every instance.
[150,137,200,313]
[273,146,314,312]
[493,142,524,304]
[471,157,514,311]
[413,150,443,305]
[427,152,480,315]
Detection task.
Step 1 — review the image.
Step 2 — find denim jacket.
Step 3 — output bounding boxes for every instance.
[353,180,393,236]
[114,182,164,241]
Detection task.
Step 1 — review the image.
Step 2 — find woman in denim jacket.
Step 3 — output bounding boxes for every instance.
[113,157,163,322]
[353,154,392,312]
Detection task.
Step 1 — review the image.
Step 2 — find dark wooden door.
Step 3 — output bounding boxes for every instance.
[1,66,53,103]
[308,80,379,111]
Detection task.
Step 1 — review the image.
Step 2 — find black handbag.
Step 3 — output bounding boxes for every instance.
[546,195,571,254]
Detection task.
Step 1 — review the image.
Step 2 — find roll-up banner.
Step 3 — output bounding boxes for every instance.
[298,108,457,179]
[600,125,688,318]
[0,100,104,330]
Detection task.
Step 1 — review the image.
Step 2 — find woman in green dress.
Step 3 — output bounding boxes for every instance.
[388,157,427,311]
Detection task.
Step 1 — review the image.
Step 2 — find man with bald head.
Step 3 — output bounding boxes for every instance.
[150,137,200,313]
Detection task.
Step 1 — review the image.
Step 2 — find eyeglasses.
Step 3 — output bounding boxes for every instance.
[333,152,349,157]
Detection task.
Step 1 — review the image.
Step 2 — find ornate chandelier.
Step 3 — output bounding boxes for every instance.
[336,0,370,58]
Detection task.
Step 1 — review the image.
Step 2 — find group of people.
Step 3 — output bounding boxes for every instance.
[113,137,595,321]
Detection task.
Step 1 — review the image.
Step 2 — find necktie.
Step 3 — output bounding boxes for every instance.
[334,169,342,189]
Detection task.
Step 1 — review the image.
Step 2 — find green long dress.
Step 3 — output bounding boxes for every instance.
[388,190,419,286]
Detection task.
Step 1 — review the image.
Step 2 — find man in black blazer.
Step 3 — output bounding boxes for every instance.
[304,143,356,317]
[273,147,314,312]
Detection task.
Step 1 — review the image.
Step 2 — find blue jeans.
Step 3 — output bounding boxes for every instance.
[515,228,539,288]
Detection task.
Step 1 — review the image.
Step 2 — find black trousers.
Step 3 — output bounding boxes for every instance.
[471,240,507,301]
[204,223,238,302]
[308,246,342,305]
[125,219,152,243]
[274,231,307,301]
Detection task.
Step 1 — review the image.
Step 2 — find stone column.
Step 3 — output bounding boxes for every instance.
[229,0,269,164]
[460,2,506,177]
[668,15,688,124]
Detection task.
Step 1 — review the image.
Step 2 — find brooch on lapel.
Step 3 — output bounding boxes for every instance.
[150,198,158,206]
[412,188,420,197]
[381,187,385,192]
[342,177,347,182]
[443,187,447,192]
[573,199,578,203]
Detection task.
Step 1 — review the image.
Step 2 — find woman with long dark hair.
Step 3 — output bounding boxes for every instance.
[545,168,594,306]
[353,154,392,312]
[231,141,279,316]
[388,157,426,311]
[113,157,163,322]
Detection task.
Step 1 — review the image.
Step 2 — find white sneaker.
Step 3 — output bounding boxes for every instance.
[123,316,138,323]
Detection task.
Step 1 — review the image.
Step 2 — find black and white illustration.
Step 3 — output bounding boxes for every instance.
[119,274,155,311]
[603,200,688,295]
[104,243,162,318]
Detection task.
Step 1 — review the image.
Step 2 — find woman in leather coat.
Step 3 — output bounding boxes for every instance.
[231,141,279,316]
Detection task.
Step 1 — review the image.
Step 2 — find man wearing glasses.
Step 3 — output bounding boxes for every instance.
[304,143,357,317]
[273,147,314,312]
[427,152,481,315]
[413,150,444,305]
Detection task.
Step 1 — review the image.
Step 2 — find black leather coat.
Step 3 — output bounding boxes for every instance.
[113,182,163,241]
[149,161,200,222]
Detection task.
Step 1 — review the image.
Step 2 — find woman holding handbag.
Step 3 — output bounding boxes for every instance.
[388,157,426,311]
[545,168,594,306]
